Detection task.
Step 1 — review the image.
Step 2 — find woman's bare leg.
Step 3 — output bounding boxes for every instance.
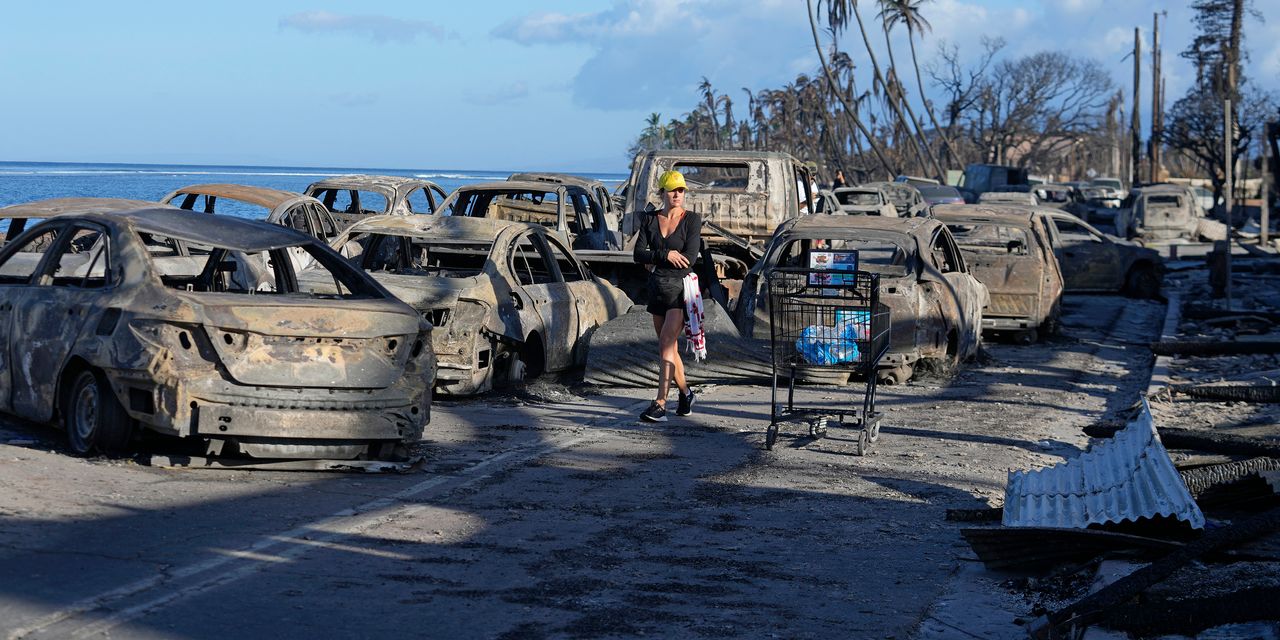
[656,307,688,404]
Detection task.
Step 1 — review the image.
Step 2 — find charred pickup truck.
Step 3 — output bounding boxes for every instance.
[0,206,433,460]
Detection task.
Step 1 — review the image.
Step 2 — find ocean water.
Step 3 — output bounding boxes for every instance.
[0,161,628,212]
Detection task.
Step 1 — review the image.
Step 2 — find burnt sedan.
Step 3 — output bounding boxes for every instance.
[305,174,448,227]
[0,208,433,459]
[734,216,987,383]
[934,205,1064,343]
[1041,210,1164,298]
[328,216,633,395]
[161,184,345,245]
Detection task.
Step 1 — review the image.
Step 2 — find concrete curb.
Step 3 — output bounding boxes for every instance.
[1146,291,1182,399]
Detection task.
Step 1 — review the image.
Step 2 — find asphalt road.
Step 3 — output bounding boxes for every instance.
[0,295,1165,640]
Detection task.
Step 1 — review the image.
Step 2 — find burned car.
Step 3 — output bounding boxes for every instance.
[161,184,346,245]
[436,180,622,251]
[1115,184,1228,243]
[734,215,987,383]
[826,187,899,217]
[1,197,169,247]
[327,215,632,395]
[305,174,448,227]
[1041,210,1164,298]
[863,181,928,217]
[934,205,1064,343]
[0,207,433,459]
[508,172,621,227]
[978,190,1039,207]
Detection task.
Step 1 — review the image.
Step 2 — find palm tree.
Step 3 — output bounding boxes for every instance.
[698,77,722,149]
[877,0,945,178]
[882,0,958,170]
[806,0,896,177]
[824,0,931,176]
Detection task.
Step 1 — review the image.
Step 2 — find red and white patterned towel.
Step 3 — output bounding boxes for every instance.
[682,273,706,362]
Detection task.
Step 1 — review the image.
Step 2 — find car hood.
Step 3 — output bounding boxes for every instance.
[367,273,489,310]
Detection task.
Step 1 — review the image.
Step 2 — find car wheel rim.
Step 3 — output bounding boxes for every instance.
[74,378,99,443]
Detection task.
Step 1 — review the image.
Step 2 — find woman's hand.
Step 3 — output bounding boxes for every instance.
[666,250,690,268]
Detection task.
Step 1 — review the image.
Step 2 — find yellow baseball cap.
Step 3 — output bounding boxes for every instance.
[658,170,687,192]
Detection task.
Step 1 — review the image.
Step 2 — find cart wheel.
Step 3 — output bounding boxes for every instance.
[809,416,828,438]
[868,420,880,443]
[855,429,870,456]
[765,423,779,450]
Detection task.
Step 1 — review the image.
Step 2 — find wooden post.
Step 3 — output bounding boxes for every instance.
[1263,128,1272,247]
[1150,13,1162,183]
[1224,98,1233,308]
[1132,27,1142,189]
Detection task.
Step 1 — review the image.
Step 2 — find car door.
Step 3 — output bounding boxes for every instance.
[0,222,68,413]
[9,222,117,421]
[926,227,984,357]
[1048,214,1122,290]
[543,235,622,364]
[509,232,578,372]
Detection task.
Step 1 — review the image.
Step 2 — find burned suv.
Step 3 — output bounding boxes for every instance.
[0,207,433,460]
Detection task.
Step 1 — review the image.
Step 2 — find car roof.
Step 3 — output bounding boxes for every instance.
[454,180,567,193]
[81,207,314,252]
[787,214,933,236]
[346,213,541,240]
[0,197,175,218]
[640,149,800,162]
[164,184,312,209]
[507,172,603,188]
[305,174,440,193]
[932,204,1037,227]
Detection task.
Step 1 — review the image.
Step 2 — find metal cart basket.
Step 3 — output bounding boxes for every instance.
[764,268,891,454]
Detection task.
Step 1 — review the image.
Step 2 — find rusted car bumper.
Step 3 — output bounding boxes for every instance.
[982,293,1042,330]
[105,366,431,455]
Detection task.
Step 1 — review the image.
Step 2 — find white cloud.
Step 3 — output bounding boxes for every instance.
[465,81,530,106]
[279,11,456,44]
[1048,0,1104,14]
[492,0,832,111]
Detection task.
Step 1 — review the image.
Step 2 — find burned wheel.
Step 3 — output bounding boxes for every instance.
[1124,265,1162,299]
[765,423,779,450]
[63,369,133,456]
[854,428,870,456]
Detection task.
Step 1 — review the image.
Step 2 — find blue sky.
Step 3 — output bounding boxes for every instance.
[1,0,1276,172]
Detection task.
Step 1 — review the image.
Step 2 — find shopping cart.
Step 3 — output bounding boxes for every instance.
[764,267,890,454]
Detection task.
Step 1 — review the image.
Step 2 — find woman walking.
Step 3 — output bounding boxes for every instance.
[633,170,702,422]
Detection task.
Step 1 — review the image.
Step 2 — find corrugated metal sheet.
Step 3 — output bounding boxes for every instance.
[1003,401,1205,529]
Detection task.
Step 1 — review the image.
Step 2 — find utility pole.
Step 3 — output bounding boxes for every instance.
[1150,12,1163,183]
[1224,97,1233,308]
[1263,126,1272,247]
[1131,27,1142,189]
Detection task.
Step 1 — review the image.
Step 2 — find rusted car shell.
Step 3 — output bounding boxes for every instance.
[161,183,345,239]
[0,207,433,459]
[828,187,899,217]
[1039,209,1164,298]
[328,215,632,395]
[507,172,620,229]
[862,181,927,217]
[933,204,1064,336]
[305,174,448,227]
[436,180,622,251]
[1116,184,1228,242]
[733,216,987,379]
[0,197,176,244]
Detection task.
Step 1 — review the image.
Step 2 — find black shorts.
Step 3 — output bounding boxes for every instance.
[646,275,686,317]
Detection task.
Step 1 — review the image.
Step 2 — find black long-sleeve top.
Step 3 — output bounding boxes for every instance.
[633,210,702,280]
